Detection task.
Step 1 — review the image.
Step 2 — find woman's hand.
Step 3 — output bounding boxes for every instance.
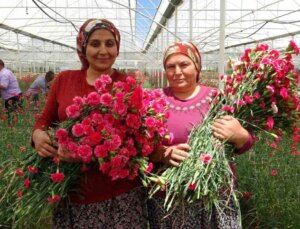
[57,146,81,163]
[151,143,190,167]
[32,129,57,157]
[211,115,250,149]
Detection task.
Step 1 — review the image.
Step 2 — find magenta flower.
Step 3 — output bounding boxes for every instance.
[66,104,81,118]
[100,93,113,106]
[199,153,212,165]
[27,165,38,174]
[266,116,274,130]
[145,163,153,174]
[279,87,289,99]
[47,195,61,203]
[16,169,24,177]
[221,105,235,113]
[71,123,84,137]
[51,172,65,183]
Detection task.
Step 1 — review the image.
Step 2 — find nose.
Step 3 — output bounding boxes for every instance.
[98,43,108,55]
[174,65,182,74]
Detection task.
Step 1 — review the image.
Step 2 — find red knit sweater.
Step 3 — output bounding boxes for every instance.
[33,69,141,204]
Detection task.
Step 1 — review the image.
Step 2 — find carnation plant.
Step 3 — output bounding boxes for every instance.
[0,75,170,227]
[149,41,300,213]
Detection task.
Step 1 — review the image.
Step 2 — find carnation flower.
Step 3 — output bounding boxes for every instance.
[51,172,65,183]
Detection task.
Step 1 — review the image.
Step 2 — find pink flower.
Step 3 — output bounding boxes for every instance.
[19,146,26,151]
[292,150,299,156]
[87,92,101,106]
[72,96,85,106]
[24,178,30,189]
[47,195,61,203]
[235,99,246,106]
[145,117,157,128]
[221,105,235,113]
[100,93,113,106]
[71,123,85,137]
[266,116,274,130]
[145,163,153,174]
[53,157,60,165]
[199,153,212,165]
[279,87,289,100]
[88,132,103,145]
[244,95,254,104]
[287,40,300,55]
[16,169,24,177]
[51,172,65,183]
[271,170,278,176]
[126,114,142,129]
[142,143,154,156]
[266,85,275,94]
[77,145,93,163]
[56,128,69,144]
[27,165,38,174]
[66,104,81,118]
[188,182,197,191]
[94,145,109,158]
[100,74,112,85]
[130,86,143,109]
[109,135,122,150]
[243,191,251,200]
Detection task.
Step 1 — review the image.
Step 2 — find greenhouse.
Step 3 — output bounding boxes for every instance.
[0,0,300,228]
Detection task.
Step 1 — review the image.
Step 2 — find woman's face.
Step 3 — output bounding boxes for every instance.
[85,29,118,73]
[165,53,199,92]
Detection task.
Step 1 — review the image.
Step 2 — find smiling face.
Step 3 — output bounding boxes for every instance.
[85,29,118,73]
[165,53,199,94]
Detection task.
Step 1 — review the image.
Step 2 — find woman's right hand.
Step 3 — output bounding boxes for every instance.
[32,129,57,157]
[163,144,190,166]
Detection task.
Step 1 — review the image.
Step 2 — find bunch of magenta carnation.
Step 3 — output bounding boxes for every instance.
[149,41,300,214]
[0,74,170,227]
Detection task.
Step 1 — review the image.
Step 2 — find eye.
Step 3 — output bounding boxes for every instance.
[106,40,116,47]
[166,64,175,70]
[180,62,189,68]
[89,40,100,48]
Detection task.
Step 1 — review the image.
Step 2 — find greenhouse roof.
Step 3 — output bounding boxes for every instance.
[1,0,300,71]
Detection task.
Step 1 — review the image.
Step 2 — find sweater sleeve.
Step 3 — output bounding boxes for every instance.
[234,133,254,155]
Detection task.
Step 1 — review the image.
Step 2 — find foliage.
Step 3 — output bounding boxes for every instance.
[237,133,300,229]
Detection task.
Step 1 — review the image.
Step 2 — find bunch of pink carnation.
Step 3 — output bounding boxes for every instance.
[151,41,300,212]
[56,74,169,181]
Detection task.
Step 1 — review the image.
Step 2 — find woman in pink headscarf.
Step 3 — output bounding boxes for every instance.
[32,19,148,228]
[147,41,254,229]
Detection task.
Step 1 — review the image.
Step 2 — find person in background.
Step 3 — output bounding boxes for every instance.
[32,19,148,228]
[26,70,55,102]
[0,59,23,122]
[148,41,254,229]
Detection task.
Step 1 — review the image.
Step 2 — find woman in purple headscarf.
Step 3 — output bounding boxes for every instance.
[32,19,148,228]
[147,41,254,229]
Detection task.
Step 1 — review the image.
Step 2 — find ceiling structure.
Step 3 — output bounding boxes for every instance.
[0,0,300,75]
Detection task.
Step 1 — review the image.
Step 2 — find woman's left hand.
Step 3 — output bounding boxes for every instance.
[211,115,249,149]
[57,145,81,163]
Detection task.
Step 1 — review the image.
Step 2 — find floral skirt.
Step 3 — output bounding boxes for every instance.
[53,187,148,229]
[147,196,241,229]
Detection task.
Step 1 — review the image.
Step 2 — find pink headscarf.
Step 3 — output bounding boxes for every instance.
[163,41,202,74]
[76,18,121,70]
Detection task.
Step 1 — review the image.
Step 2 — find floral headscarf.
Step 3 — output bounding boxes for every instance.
[76,18,121,70]
[163,41,202,74]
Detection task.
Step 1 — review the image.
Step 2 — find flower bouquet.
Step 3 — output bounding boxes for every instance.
[0,75,169,227]
[149,41,300,212]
